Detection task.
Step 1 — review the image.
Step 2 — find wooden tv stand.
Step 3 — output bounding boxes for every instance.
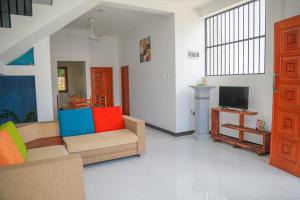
[211,107,271,155]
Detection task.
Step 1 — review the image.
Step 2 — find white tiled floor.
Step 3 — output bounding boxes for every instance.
[84,128,300,200]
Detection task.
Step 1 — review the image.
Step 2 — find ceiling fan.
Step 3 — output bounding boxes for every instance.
[66,18,104,41]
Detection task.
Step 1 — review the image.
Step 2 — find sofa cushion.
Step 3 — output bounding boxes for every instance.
[63,134,105,153]
[92,106,124,133]
[58,108,95,137]
[63,129,137,153]
[26,145,68,162]
[0,130,24,166]
[101,129,138,147]
[0,121,27,159]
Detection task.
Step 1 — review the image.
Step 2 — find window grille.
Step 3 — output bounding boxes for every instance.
[205,0,266,76]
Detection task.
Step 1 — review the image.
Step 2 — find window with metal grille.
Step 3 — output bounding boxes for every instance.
[205,0,266,76]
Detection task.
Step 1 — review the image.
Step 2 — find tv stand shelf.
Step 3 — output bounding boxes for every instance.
[214,134,267,154]
[222,124,269,136]
[211,107,271,155]
[214,107,258,115]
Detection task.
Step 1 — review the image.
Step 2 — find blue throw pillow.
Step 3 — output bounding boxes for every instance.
[58,108,95,137]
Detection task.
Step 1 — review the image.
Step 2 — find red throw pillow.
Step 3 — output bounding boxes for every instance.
[92,106,124,133]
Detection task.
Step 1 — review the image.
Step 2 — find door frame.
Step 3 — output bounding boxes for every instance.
[121,65,130,115]
[90,67,114,107]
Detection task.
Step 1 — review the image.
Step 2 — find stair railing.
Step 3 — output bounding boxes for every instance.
[0,0,11,28]
[9,0,32,16]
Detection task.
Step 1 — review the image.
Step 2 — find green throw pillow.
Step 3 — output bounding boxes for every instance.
[0,121,27,159]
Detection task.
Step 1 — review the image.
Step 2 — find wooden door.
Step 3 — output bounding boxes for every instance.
[121,66,130,115]
[271,15,300,177]
[91,67,114,107]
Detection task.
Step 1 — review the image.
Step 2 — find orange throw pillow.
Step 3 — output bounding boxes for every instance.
[0,130,24,166]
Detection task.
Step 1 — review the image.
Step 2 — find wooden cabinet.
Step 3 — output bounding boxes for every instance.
[270,15,300,177]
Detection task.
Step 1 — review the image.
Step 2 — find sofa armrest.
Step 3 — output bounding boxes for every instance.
[17,121,60,143]
[123,116,145,155]
[0,155,85,200]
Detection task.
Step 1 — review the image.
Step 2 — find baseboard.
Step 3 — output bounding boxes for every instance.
[146,123,194,137]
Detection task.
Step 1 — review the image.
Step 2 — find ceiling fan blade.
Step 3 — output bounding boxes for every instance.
[65,34,88,39]
[64,18,106,42]
[89,37,102,42]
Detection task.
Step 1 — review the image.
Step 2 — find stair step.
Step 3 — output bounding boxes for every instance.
[0,0,44,28]
[32,0,52,5]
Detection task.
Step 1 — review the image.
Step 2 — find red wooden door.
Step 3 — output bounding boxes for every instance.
[121,66,130,115]
[91,67,114,107]
[271,15,300,177]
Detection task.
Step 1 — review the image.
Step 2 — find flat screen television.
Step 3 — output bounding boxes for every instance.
[219,86,249,110]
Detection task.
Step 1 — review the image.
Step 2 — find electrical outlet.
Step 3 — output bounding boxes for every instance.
[191,110,195,115]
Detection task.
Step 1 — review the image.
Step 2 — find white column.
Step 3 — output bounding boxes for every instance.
[190,86,215,138]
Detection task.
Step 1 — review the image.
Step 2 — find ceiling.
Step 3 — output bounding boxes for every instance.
[63,6,165,36]
[157,0,215,8]
[62,0,219,36]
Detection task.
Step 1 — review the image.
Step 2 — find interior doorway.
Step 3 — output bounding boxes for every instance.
[121,66,130,115]
[57,61,87,109]
[91,67,114,107]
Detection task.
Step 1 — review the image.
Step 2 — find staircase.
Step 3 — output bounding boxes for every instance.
[0,0,103,64]
[0,0,51,28]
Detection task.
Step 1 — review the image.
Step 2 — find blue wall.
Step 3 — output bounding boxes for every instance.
[7,48,35,66]
[0,76,38,124]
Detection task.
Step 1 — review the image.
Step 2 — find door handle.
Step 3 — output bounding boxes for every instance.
[273,72,279,94]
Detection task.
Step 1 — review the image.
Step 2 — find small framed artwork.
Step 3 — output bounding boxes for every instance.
[256,120,265,132]
[140,37,151,63]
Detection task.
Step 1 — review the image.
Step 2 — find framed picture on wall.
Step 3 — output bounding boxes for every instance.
[140,37,151,63]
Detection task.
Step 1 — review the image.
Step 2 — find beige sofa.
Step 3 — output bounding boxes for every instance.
[63,116,145,165]
[0,116,145,200]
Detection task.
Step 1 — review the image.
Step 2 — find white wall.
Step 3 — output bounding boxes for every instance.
[119,15,177,132]
[174,8,205,133]
[117,7,207,134]
[204,0,300,144]
[3,37,54,122]
[281,0,300,19]
[103,0,207,133]
[50,29,120,119]
[197,0,245,17]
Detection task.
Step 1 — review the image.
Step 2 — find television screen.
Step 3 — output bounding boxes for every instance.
[219,86,249,110]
